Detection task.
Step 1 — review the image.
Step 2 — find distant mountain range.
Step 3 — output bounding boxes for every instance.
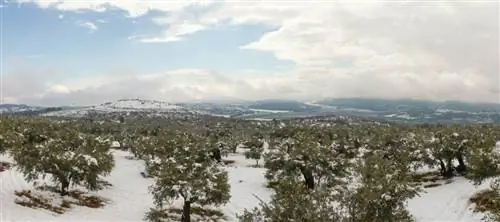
[2,98,500,124]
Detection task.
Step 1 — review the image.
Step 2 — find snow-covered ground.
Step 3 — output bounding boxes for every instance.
[96,99,183,111]
[408,177,489,221]
[0,149,489,221]
[0,150,270,221]
[0,105,43,114]
[248,109,291,113]
[384,113,417,120]
[42,99,189,117]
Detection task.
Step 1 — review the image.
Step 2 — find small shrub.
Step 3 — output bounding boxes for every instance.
[79,195,106,208]
[266,180,279,189]
[14,186,109,214]
[411,171,441,183]
[470,189,500,213]
[423,183,442,188]
[145,207,226,222]
[222,159,235,165]
[61,200,72,208]
[0,161,13,172]
[14,190,66,214]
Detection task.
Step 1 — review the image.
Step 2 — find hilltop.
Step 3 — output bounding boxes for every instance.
[2,98,500,124]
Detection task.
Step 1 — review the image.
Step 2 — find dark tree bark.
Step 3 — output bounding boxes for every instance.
[443,158,454,178]
[181,201,191,222]
[455,154,467,174]
[338,141,347,154]
[60,177,69,196]
[299,166,315,189]
[231,143,238,153]
[119,139,126,150]
[211,148,222,163]
[438,158,446,175]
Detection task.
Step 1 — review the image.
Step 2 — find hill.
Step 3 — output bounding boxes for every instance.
[2,98,500,124]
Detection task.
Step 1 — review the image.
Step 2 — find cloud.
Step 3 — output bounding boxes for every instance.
[3,64,61,104]
[15,0,211,17]
[6,68,242,106]
[16,0,216,41]
[8,64,498,107]
[137,21,206,43]
[7,0,500,105]
[215,1,498,102]
[78,21,98,32]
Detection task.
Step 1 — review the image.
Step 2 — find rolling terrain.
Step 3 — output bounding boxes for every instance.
[2,98,500,124]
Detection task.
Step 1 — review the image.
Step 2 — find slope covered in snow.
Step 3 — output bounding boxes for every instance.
[0,104,44,114]
[96,99,184,111]
[0,147,490,222]
[42,99,192,117]
[5,98,500,124]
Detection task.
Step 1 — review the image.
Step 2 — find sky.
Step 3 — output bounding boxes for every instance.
[0,0,499,106]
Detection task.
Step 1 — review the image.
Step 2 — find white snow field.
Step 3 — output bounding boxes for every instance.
[42,99,189,117]
[0,149,489,222]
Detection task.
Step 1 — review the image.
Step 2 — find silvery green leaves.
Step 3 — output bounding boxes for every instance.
[147,130,231,222]
[9,118,115,195]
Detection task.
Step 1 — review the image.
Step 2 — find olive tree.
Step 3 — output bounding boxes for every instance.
[265,125,350,190]
[339,152,422,222]
[148,131,231,222]
[238,180,341,222]
[11,121,115,195]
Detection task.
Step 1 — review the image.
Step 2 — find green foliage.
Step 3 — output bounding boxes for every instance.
[205,124,239,156]
[10,119,115,195]
[339,153,421,222]
[464,135,500,185]
[244,136,264,166]
[238,180,341,222]
[3,113,500,221]
[0,117,20,154]
[470,180,500,222]
[265,125,351,189]
[148,130,231,221]
[486,179,500,221]
[245,126,423,222]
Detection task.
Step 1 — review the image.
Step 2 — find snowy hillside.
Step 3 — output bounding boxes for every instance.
[4,98,500,123]
[96,99,184,111]
[42,99,192,117]
[0,104,43,113]
[0,147,491,222]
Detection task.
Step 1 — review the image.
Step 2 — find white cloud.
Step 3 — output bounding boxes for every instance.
[9,64,498,107]
[16,0,212,17]
[17,0,216,41]
[8,0,500,105]
[78,21,98,32]
[137,21,206,43]
[48,84,71,94]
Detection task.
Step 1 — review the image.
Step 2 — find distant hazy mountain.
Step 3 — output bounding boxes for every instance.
[2,98,500,124]
[247,99,322,112]
[313,98,500,124]
[0,104,38,112]
[315,98,500,114]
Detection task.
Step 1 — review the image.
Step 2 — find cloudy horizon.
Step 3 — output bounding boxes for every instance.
[1,0,499,107]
